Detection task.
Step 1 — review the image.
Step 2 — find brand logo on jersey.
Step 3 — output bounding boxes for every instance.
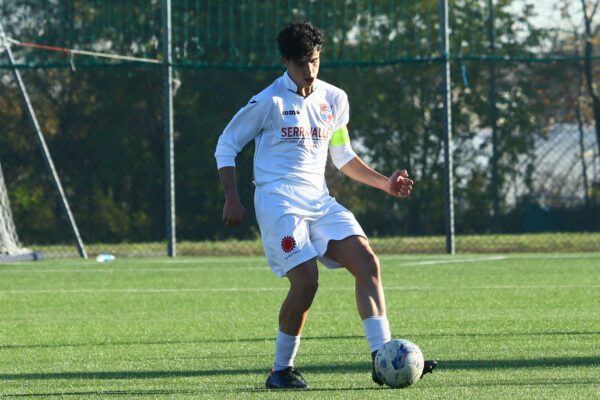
[320,103,333,122]
[281,236,296,253]
[282,109,300,116]
[280,126,330,140]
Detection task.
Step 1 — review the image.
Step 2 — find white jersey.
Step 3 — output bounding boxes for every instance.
[215,71,357,191]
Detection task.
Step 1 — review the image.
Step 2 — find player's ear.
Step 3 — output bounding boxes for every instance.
[280,56,288,68]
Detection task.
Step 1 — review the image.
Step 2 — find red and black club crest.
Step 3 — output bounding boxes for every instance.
[281,236,296,253]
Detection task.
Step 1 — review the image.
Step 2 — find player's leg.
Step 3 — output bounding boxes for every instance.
[325,235,385,319]
[308,201,390,358]
[325,236,391,385]
[279,258,319,336]
[266,258,318,389]
[255,183,321,389]
[325,235,390,349]
[325,235,437,383]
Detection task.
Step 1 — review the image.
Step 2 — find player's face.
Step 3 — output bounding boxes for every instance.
[282,49,320,96]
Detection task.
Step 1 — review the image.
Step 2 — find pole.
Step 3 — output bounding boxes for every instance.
[488,0,501,233]
[162,0,176,257]
[439,0,455,254]
[0,22,87,259]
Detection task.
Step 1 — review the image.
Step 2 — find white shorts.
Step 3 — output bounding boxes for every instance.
[254,181,366,277]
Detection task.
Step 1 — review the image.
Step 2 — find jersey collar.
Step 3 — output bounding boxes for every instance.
[283,71,318,96]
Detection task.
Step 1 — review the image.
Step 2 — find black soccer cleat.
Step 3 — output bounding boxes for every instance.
[371,351,384,385]
[265,367,309,389]
[421,359,438,378]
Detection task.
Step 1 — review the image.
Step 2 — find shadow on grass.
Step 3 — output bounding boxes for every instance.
[0,390,198,398]
[420,331,600,338]
[0,386,387,398]
[3,359,600,398]
[2,356,599,382]
[440,357,600,370]
[0,335,365,350]
[5,331,599,350]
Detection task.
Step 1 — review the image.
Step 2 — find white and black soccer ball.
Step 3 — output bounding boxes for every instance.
[374,339,424,388]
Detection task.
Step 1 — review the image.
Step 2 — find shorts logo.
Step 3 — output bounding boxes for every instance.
[320,103,333,123]
[281,236,296,253]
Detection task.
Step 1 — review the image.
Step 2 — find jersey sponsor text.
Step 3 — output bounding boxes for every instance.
[280,126,331,140]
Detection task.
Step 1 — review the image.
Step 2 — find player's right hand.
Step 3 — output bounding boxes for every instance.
[222,199,247,226]
[388,169,414,198]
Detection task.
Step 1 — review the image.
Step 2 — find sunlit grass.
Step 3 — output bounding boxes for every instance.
[1,253,599,398]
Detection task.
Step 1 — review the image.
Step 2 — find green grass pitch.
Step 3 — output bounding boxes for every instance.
[1,254,599,399]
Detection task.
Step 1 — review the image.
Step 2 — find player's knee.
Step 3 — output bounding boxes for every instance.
[290,272,319,298]
[368,253,381,279]
[356,251,381,284]
[300,276,319,297]
[290,281,318,309]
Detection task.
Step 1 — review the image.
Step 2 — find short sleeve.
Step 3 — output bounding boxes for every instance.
[329,126,357,169]
[329,91,356,169]
[333,91,350,131]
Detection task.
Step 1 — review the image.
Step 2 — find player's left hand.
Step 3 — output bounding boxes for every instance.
[387,170,413,198]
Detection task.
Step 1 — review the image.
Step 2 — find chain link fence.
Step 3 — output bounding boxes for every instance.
[1,0,599,259]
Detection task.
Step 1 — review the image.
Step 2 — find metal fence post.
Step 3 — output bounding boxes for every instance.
[439,0,455,254]
[162,0,176,257]
[488,0,501,233]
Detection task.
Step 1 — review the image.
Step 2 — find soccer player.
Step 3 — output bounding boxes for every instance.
[215,21,437,389]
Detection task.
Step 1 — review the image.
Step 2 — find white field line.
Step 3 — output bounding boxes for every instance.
[399,256,507,266]
[386,284,600,290]
[1,254,599,274]
[167,254,599,262]
[2,284,600,295]
[1,257,262,266]
[0,267,267,273]
[386,254,600,264]
[0,257,488,273]
[0,288,287,294]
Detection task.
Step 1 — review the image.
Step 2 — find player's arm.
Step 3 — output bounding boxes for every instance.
[328,124,413,198]
[339,156,413,198]
[218,166,247,226]
[215,96,270,226]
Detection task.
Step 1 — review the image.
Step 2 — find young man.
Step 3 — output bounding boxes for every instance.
[215,21,436,389]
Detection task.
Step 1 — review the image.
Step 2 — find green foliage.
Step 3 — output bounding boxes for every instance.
[0,1,597,249]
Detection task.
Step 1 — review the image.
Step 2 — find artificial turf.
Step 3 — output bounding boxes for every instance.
[1,254,599,399]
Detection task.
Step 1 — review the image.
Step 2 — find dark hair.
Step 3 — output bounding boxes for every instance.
[277,21,324,62]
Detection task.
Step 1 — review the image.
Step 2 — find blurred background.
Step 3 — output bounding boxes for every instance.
[0,0,598,258]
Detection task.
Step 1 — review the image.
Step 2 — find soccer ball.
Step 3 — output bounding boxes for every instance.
[374,339,424,388]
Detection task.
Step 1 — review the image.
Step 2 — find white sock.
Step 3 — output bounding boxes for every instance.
[273,330,301,371]
[362,316,392,353]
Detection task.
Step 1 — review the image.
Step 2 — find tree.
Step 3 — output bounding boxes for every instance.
[1,0,580,249]
[580,0,600,156]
